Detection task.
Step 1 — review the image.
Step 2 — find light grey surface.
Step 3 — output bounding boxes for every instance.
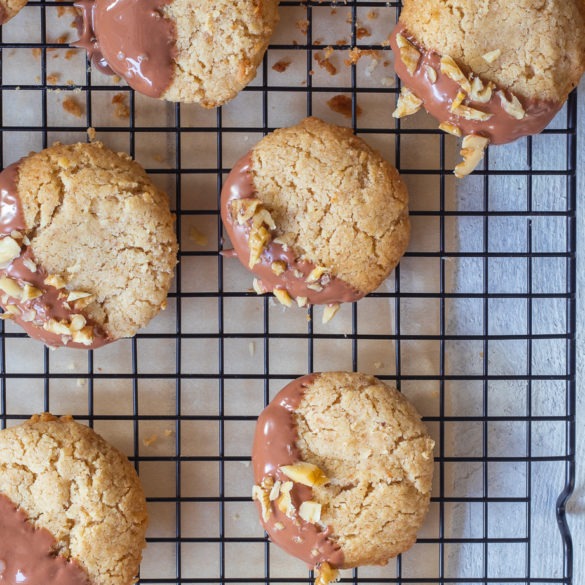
[568,78,584,583]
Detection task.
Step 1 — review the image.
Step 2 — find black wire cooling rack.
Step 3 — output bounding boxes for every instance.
[0,1,577,584]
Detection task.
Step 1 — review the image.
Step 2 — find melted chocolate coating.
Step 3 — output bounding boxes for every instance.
[0,163,110,349]
[220,153,363,306]
[252,374,345,569]
[390,23,563,145]
[73,0,177,98]
[0,494,90,585]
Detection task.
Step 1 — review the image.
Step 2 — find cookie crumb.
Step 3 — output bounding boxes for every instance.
[374,361,383,369]
[62,97,84,118]
[112,93,130,119]
[326,95,362,118]
[356,26,371,39]
[345,47,381,66]
[272,58,291,73]
[296,19,309,35]
[47,73,60,85]
[315,52,337,76]
[143,434,158,447]
[51,33,69,44]
[76,378,86,387]
[189,226,208,247]
[65,49,77,60]
[367,10,378,20]
[164,429,174,438]
[31,48,41,59]
[87,127,97,142]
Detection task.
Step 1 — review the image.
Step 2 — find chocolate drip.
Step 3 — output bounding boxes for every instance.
[72,0,177,98]
[0,494,90,585]
[0,163,110,349]
[252,374,345,569]
[390,23,563,145]
[220,153,363,306]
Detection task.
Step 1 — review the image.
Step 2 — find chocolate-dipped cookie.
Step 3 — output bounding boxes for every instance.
[390,0,585,177]
[0,413,148,585]
[0,0,27,24]
[0,141,178,349]
[74,0,280,106]
[252,372,435,583]
[220,117,410,322]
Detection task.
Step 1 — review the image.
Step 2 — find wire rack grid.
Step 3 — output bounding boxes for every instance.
[0,1,577,584]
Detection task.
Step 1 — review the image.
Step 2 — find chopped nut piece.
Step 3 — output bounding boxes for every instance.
[4,304,19,315]
[276,481,294,517]
[269,480,282,501]
[497,90,525,120]
[67,290,92,302]
[439,122,463,137]
[252,484,272,522]
[315,562,339,585]
[231,198,261,224]
[327,95,362,119]
[299,501,322,524]
[22,284,42,301]
[72,326,94,346]
[0,236,22,266]
[482,49,501,64]
[392,87,423,119]
[452,103,493,121]
[249,224,272,268]
[73,295,95,310]
[296,296,308,308]
[274,288,293,308]
[10,231,22,240]
[307,283,323,292]
[20,309,36,322]
[440,55,471,93]
[454,134,490,179]
[22,258,37,272]
[396,33,421,75]
[450,90,466,112]
[0,277,23,299]
[44,319,71,336]
[252,278,265,295]
[271,261,286,276]
[280,462,329,487]
[425,65,437,84]
[469,76,493,103]
[69,314,86,331]
[273,522,285,531]
[45,274,67,288]
[306,266,328,283]
[322,303,340,324]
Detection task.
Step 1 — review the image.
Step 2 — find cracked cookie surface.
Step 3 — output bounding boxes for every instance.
[399,0,585,103]
[295,372,434,567]
[162,0,280,106]
[10,141,178,344]
[0,413,148,585]
[242,117,410,296]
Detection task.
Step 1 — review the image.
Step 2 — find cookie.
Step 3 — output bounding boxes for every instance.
[389,0,585,176]
[0,0,27,24]
[220,117,410,318]
[0,413,148,585]
[0,141,178,349]
[252,372,434,581]
[74,0,280,106]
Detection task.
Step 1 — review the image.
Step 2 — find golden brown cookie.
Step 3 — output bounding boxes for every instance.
[252,372,434,579]
[0,413,148,585]
[221,117,410,318]
[389,0,585,175]
[0,141,178,349]
[0,0,27,24]
[75,0,280,106]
